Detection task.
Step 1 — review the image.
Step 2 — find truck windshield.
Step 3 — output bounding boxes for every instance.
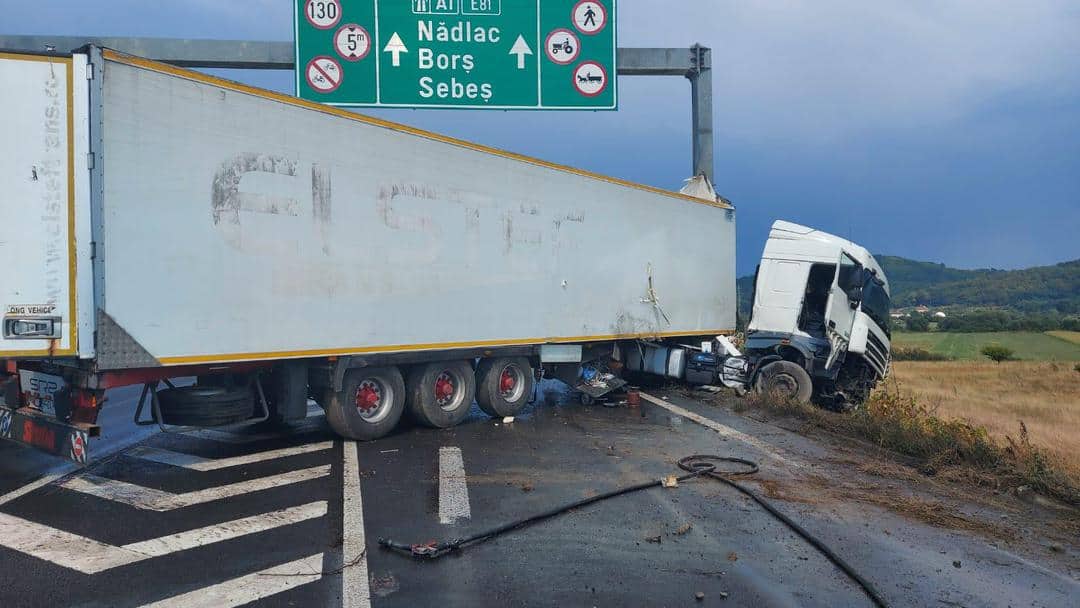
[861,278,891,338]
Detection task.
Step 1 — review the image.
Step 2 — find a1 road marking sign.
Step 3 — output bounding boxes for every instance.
[304,0,342,30]
[573,61,607,97]
[573,1,607,35]
[306,56,343,93]
[335,24,372,62]
[545,29,580,65]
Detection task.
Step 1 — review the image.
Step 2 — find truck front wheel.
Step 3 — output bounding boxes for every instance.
[755,361,813,404]
[325,367,406,441]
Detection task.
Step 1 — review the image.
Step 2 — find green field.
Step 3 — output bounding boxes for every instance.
[1047,331,1080,346]
[892,332,1080,361]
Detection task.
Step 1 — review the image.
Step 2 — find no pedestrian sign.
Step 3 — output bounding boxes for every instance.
[295,0,618,109]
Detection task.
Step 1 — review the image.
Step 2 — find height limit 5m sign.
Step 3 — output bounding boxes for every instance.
[295,0,618,109]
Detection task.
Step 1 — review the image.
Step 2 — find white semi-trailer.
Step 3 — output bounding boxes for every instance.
[0,48,889,462]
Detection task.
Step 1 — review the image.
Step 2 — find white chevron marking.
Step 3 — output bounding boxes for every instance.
[0,502,327,574]
[127,441,334,471]
[60,465,332,511]
[139,553,326,607]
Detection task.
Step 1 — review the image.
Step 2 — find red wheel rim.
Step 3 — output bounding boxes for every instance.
[353,378,393,423]
[435,372,458,408]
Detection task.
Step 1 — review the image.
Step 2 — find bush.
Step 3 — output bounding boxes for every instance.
[981,344,1014,363]
[891,347,951,362]
[905,314,931,332]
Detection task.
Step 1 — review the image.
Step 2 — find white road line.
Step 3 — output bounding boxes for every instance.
[638,392,802,468]
[60,464,332,511]
[342,441,372,608]
[139,553,326,608]
[127,441,334,471]
[125,501,328,556]
[438,446,471,524]
[0,468,73,507]
[0,502,327,574]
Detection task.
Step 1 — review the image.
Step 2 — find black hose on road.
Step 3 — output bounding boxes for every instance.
[379,454,890,608]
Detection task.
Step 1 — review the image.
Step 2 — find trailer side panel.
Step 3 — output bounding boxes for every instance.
[98,55,736,367]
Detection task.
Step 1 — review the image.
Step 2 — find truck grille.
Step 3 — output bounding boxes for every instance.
[864,331,890,377]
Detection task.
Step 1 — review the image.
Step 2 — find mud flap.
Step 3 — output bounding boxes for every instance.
[0,405,99,464]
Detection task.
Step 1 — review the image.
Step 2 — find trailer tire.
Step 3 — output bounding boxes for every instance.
[755,361,813,404]
[157,385,254,427]
[406,361,476,428]
[475,357,535,418]
[325,367,406,441]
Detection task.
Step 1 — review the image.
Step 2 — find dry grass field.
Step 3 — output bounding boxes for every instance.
[891,361,1080,481]
[1047,330,1080,346]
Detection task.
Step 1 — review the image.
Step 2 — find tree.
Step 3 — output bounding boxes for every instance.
[906,313,930,332]
[981,344,1014,363]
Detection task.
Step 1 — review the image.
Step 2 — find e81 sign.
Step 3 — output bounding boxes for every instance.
[294,0,618,110]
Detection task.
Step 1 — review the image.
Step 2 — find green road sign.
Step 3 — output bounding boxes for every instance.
[294,0,617,109]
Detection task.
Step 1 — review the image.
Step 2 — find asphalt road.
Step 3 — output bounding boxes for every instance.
[0,382,1075,607]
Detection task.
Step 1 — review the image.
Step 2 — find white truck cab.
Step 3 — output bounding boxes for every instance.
[735,221,892,407]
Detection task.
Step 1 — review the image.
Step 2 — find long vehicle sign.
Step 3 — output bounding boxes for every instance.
[294,0,618,109]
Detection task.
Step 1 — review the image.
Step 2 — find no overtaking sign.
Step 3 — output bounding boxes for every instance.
[295,0,618,109]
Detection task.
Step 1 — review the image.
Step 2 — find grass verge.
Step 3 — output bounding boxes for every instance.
[732,380,1080,508]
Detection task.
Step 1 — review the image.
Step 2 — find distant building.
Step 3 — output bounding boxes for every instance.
[915,305,930,314]
[933,311,947,319]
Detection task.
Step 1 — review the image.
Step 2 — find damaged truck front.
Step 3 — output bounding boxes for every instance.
[718,221,892,408]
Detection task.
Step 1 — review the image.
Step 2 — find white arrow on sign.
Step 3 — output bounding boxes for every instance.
[384,32,409,67]
[509,35,533,70]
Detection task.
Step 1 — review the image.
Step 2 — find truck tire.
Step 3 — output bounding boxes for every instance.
[325,367,406,441]
[406,361,476,428]
[755,361,813,404]
[157,385,254,427]
[475,357,535,418]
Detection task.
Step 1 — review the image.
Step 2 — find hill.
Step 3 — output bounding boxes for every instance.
[736,257,1080,324]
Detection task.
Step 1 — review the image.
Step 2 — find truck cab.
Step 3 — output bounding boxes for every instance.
[741,221,891,407]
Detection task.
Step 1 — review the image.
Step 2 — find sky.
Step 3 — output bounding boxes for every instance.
[4,0,1078,276]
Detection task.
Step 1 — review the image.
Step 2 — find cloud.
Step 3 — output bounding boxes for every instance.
[620,1,1080,142]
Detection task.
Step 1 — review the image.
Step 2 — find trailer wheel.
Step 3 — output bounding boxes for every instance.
[475,357,535,418]
[325,367,406,441]
[406,361,476,428]
[755,361,813,404]
[157,385,254,427]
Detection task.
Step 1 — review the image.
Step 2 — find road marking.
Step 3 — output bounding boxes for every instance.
[0,502,327,574]
[0,468,73,507]
[127,441,334,471]
[438,446,471,524]
[184,429,282,444]
[60,464,332,511]
[638,392,802,468]
[342,441,371,608]
[139,553,326,608]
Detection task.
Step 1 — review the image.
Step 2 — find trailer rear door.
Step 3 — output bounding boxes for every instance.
[0,52,90,359]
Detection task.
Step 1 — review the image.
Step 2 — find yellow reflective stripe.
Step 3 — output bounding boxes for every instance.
[156,330,735,366]
[101,50,733,211]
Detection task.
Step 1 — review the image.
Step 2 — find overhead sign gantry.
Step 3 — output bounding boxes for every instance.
[294,0,618,109]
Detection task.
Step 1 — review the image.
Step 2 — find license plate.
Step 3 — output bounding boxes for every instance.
[18,370,65,417]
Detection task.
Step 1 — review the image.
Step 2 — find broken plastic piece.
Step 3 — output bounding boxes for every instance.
[662,475,679,488]
[502,416,515,424]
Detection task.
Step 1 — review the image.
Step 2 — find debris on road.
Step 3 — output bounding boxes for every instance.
[727,551,738,562]
[503,417,515,424]
[646,535,662,544]
[662,475,679,488]
[695,591,705,601]
[674,523,693,536]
